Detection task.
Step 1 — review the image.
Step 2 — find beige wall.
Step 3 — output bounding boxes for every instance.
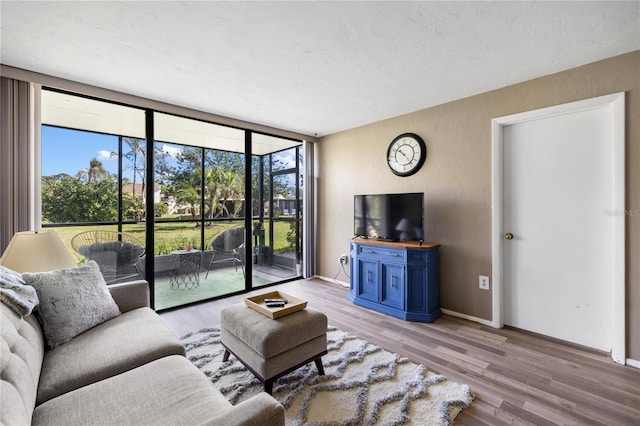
[316,51,640,360]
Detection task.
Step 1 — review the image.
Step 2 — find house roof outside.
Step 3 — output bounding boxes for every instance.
[122,183,162,205]
[122,183,161,196]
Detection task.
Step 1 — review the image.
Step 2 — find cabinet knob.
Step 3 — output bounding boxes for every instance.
[505,232,514,240]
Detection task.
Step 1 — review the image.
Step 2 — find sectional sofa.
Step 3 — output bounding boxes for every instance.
[1,269,284,426]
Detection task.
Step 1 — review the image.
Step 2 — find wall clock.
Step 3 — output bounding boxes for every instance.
[386,133,427,177]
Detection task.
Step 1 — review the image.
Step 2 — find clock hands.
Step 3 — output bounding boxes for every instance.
[395,145,413,164]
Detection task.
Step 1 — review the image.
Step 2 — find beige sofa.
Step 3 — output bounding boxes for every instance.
[1,279,285,426]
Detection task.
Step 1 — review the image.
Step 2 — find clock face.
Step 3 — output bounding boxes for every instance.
[386,133,427,177]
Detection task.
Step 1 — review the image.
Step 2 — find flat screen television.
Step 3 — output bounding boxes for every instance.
[354,192,424,242]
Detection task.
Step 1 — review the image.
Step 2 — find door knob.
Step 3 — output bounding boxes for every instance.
[505,232,514,240]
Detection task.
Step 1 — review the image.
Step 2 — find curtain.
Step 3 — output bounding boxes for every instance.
[302,139,315,278]
[0,77,34,253]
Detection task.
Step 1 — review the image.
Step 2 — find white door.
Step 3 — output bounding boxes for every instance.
[492,94,625,361]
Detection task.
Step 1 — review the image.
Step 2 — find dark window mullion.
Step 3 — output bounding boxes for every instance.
[117,136,123,234]
[244,130,252,291]
[200,146,206,250]
[145,111,155,309]
[295,146,301,266]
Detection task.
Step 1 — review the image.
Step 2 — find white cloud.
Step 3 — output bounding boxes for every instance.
[161,144,182,158]
[98,150,115,160]
[274,151,296,169]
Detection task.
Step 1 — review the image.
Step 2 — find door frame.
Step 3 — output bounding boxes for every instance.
[491,93,626,364]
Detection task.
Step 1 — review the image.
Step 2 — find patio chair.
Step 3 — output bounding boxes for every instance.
[205,227,245,278]
[71,230,145,284]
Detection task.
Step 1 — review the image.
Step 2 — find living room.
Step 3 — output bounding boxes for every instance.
[2,2,639,425]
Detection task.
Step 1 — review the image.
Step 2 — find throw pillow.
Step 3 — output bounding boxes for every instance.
[22,261,121,348]
[0,265,39,317]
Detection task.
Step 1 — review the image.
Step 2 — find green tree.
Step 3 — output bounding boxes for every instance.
[175,186,200,220]
[75,158,109,182]
[154,202,168,217]
[122,192,144,221]
[120,138,146,199]
[42,174,118,223]
[212,167,243,218]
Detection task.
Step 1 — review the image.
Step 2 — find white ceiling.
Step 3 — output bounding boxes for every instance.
[41,90,302,155]
[1,1,639,137]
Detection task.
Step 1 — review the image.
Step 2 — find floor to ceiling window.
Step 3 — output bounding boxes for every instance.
[251,136,304,288]
[40,89,147,285]
[40,88,305,310]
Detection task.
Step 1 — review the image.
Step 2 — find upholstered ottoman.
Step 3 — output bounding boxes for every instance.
[220,303,328,394]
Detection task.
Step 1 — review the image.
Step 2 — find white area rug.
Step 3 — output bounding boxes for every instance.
[181,326,474,425]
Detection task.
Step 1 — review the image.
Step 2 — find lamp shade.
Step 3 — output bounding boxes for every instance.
[0,230,77,273]
[395,218,412,232]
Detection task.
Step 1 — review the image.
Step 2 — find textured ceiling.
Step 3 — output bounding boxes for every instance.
[1,1,639,137]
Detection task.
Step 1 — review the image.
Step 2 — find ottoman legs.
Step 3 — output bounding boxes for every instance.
[222,346,327,395]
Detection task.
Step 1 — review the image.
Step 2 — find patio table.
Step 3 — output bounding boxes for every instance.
[169,249,201,290]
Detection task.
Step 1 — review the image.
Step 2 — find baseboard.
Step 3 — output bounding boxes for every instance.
[314,274,349,288]
[307,281,640,368]
[440,308,495,327]
[626,358,640,369]
[313,279,495,325]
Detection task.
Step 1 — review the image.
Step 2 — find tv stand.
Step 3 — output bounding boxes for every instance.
[348,238,441,322]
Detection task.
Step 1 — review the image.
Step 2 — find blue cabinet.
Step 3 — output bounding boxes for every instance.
[381,262,405,310]
[357,258,379,302]
[348,238,441,322]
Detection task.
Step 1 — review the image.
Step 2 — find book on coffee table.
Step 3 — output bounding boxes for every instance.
[244,291,307,319]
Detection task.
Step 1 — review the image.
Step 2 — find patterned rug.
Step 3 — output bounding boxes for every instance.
[181,326,474,426]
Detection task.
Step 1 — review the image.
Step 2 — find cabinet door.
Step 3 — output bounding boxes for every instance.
[381,262,405,310]
[357,258,379,302]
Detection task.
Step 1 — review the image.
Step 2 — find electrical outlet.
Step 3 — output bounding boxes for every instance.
[479,275,490,290]
[339,254,348,265]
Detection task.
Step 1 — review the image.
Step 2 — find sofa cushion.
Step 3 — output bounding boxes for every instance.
[32,355,232,426]
[23,261,121,348]
[36,307,185,405]
[0,303,45,426]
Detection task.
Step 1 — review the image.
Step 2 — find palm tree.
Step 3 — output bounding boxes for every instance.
[123,138,146,199]
[203,167,243,219]
[216,168,243,217]
[176,186,200,220]
[110,138,146,198]
[76,158,109,182]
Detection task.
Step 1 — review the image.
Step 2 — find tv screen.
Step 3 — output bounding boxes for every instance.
[354,192,424,242]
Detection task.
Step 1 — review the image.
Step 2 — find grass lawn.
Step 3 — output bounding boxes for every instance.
[48,219,296,260]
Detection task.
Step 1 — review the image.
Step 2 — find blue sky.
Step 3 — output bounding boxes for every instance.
[42,126,122,177]
[41,126,299,182]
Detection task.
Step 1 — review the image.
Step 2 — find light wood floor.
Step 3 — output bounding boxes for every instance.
[159,279,640,425]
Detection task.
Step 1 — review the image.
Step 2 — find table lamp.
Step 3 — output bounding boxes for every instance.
[395,218,413,241]
[0,230,77,273]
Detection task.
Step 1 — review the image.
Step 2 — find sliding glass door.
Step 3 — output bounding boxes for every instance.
[251,136,303,288]
[152,113,248,309]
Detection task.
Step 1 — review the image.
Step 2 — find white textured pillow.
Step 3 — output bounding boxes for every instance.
[23,261,121,348]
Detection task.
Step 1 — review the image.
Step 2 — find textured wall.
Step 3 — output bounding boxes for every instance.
[317,51,640,360]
